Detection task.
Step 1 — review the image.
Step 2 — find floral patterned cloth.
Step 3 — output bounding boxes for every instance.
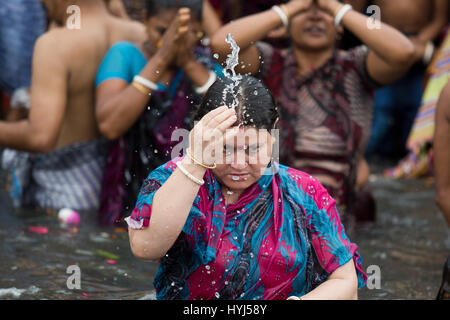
[126,158,366,300]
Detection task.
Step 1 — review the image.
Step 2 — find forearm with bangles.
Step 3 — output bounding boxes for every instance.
[129,157,206,260]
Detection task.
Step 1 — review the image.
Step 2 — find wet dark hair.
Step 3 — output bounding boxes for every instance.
[192,75,279,131]
[145,0,203,20]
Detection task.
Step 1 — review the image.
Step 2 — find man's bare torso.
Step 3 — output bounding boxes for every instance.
[42,14,145,149]
[373,0,434,33]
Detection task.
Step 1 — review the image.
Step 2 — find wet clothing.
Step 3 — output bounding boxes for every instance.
[95,41,223,225]
[256,42,380,221]
[1,139,107,211]
[126,159,366,300]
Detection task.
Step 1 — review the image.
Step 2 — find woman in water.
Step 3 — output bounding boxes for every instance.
[95,0,223,225]
[210,0,415,228]
[126,76,366,300]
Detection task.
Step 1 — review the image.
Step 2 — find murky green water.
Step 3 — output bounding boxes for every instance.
[0,169,448,300]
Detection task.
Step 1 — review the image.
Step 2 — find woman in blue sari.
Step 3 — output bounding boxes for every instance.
[95,0,223,225]
[127,76,366,300]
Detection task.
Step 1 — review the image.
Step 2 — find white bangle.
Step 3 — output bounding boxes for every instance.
[423,41,435,65]
[176,161,205,186]
[272,5,289,28]
[334,4,352,27]
[194,71,217,95]
[133,75,158,91]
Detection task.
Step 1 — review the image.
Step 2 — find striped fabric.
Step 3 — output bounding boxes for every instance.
[2,139,107,211]
[0,0,46,93]
[385,31,450,179]
[256,42,380,220]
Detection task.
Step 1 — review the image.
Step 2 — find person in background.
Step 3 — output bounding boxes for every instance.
[365,0,448,161]
[126,75,366,300]
[0,0,146,212]
[384,29,450,180]
[211,0,415,228]
[433,81,450,300]
[95,0,223,225]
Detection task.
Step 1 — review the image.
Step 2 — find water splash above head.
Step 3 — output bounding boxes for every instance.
[222,33,242,110]
[224,33,241,80]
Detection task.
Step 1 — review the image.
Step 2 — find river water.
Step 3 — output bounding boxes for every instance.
[0,168,448,300]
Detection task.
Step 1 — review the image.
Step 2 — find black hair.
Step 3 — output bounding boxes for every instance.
[145,0,203,20]
[192,75,279,131]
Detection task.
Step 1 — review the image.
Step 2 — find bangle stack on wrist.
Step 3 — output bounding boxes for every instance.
[134,75,158,91]
[132,75,159,96]
[176,161,205,186]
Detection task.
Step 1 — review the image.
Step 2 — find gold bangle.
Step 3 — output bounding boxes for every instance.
[186,148,217,169]
[131,81,151,96]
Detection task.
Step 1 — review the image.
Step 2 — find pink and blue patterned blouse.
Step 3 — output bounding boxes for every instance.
[126,159,367,300]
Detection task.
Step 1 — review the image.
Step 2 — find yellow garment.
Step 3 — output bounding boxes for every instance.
[385,31,450,179]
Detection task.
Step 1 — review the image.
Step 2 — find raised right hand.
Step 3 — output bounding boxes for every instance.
[187,106,238,167]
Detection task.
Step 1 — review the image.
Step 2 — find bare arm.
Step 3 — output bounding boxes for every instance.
[434,82,450,227]
[96,9,189,140]
[322,0,415,85]
[95,53,170,140]
[210,1,312,75]
[0,34,67,153]
[202,0,222,38]
[297,260,358,300]
[129,106,237,260]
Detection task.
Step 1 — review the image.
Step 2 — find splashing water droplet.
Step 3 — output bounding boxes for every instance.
[222,33,243,110]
